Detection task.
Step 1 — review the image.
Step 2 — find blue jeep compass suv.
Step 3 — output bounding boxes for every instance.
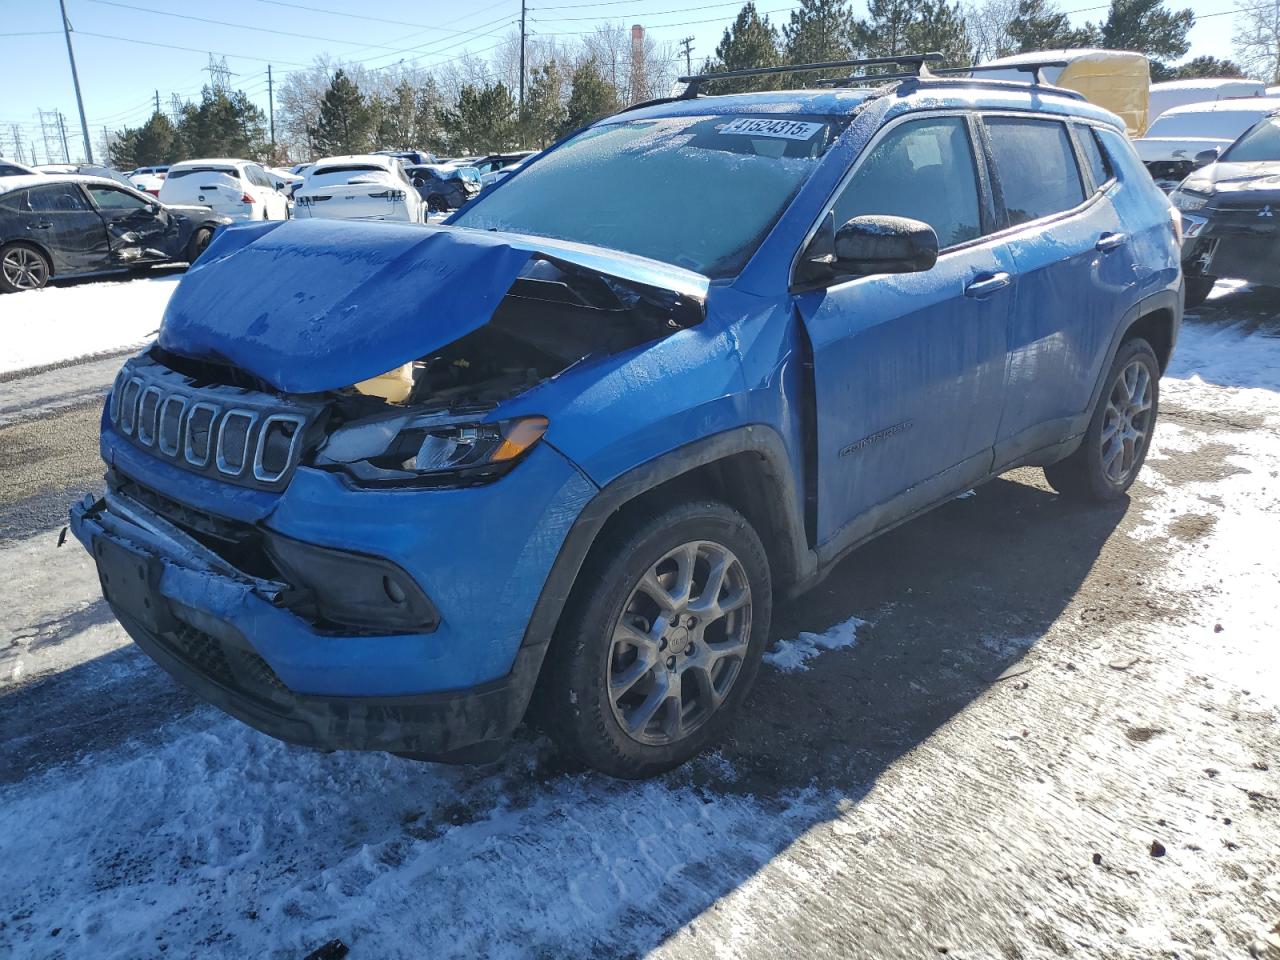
[72,56,1183,778]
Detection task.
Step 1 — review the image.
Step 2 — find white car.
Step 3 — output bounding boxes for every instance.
[1135,97,1280,189]
[292,154,424,223]
[1,160,41,178]
[157,158,290,221]
[129,165,170,196]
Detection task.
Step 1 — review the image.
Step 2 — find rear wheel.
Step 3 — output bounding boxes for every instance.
[538,500,772,779]
[0,243,51,293]
[427,195,447,214]
[1185,275,1214,308]
[1044,337,1159,501]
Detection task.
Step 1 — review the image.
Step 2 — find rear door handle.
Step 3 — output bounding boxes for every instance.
[1096,232,1128,252]
[964,272,1011,299]
[30,221,53,230]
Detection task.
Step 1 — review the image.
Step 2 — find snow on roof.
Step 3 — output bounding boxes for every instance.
[168,158,251,169]
[1151,78,1265,93]
[0,173,146,194]
[1156,96,1280,117]
[977,48,1147,67]
[311,154,399,170]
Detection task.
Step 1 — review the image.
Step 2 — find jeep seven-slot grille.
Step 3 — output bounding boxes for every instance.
[109,354,321,491]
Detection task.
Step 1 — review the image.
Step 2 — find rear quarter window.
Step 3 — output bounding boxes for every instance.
[1076,126,1114,191]
[985,117,1086,226]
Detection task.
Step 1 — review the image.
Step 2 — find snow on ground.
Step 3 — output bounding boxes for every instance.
[763,615,866,672]
[1164,312,1280,423]
[0,273,179,376]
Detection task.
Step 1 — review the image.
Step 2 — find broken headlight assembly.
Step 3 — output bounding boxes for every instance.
[314,413,549,487]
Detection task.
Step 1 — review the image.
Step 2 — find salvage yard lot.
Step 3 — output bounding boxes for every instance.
[1,278,1278,959]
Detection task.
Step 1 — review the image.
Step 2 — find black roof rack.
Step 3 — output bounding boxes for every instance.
[933,59,1070,84]
[678,53,944,98]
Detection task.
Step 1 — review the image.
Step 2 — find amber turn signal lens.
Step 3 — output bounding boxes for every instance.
[494,416,549,462]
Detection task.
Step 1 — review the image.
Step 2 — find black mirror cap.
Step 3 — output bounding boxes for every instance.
[833,215,939,276]
[1192,148,1220,170]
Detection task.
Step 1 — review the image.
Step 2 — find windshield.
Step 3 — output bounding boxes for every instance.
[1222,115,1280,162]
[452,113,848,277]
[1147,110,1266,141]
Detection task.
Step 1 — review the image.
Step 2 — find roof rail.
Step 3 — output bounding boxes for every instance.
[678,53,944,98]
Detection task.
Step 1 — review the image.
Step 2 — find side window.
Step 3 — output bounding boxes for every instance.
[833,116,983,249]
[86,185,150,211]
[1077,126,1113,191]
[985,117,1086,226]
[0,190,28,212]
[28,184,91,213]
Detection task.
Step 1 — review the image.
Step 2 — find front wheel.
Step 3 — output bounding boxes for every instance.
[0,243,51,293]
[1044,337,1160,501]
[426,195,447,214]
[186,227,213,264]
[538,500,772,779]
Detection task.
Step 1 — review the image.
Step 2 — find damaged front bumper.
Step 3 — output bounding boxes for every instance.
[69,488,545,760]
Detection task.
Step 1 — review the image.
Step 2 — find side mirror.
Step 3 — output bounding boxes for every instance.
[274,180,285,191]
[798,214,939,285]
[1192,148,1220,170]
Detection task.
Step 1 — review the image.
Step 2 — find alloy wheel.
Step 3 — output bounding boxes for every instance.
[2,248,48,290]
[606,540,752,745]
[1100,358,1153,484]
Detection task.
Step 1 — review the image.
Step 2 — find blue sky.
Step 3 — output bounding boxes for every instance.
[1,0,1242,164]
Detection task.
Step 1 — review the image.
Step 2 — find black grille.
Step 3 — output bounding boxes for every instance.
[162,622,291,703]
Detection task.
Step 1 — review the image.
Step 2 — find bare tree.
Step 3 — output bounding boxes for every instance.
[965,0,1021,63]
[1234,0,1280,82]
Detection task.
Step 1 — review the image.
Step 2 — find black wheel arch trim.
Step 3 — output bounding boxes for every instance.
[521,425,813,652]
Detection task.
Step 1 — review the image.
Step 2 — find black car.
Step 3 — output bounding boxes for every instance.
[0,176,231,293]
[1172,111,1280,306]
[405,163,481,212]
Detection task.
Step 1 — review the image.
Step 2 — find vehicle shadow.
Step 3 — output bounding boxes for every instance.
[0,468,1133,956]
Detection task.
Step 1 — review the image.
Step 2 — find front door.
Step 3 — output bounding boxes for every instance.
[794,115,1015,547]
[83,183,173,261]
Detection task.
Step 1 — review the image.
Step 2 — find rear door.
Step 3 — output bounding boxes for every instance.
[23,182,110,273]
[794,114,1017,546]
[982,115,1137,463]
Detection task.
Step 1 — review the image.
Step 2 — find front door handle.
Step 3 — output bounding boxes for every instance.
[964,272,1011,299]
[30,221,53,230]
[1096,232,1128,252]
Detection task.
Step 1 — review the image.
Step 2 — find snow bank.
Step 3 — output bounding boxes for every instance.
[764,615,866,672]
[1162,316,1280,423]
[0,274,178,375]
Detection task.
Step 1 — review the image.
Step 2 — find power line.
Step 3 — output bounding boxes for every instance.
[72,29,311,66]
[248,0,517,35]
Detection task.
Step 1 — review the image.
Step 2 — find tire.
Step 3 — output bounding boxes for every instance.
[1044,337,1160,501]
[537,500,772,779]
[1185,275,1214,308]
[186,227,213,264]
[427,195,447,214]
[0,242,51,293]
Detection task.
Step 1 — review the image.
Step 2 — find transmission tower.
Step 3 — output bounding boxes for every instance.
[169,92,187,121]
[38,110,62,165]
[204,54,235,92]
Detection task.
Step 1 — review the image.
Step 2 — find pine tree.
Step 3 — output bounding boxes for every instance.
[522,61,568,148]
[176,88,267,158]
[1171,55,1245,78]
[1094,0,1193,62]
[308,70,375,156]
[857,0,916,57]
[905,0,972,65]
[561,58,621,137]
[783,0,857,67]
[1007,0,1098,52]
[374,79,420,151]
[702,3,785,93]
[437,83,518,153]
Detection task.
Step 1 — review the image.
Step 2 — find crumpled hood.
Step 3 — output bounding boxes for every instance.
[159,219,707,394]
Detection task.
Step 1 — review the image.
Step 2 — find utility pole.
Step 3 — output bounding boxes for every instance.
[518,0,527,111]
[57,111,71,163]
[267,65,276,148]
[102,125,110,164]
[59,0,94,163]
[680,36,695,77]
[154,89,161,115]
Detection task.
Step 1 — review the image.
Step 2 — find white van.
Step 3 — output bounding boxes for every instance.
[1147,78,1266,127]
[158,159,290,221]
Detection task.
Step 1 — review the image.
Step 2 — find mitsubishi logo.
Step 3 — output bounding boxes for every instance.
[1259,205,1275,218]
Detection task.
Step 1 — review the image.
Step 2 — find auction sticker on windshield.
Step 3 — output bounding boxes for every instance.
[719,117,824,140]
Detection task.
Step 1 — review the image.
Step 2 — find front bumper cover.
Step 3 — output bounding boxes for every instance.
[70,491,544,760]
